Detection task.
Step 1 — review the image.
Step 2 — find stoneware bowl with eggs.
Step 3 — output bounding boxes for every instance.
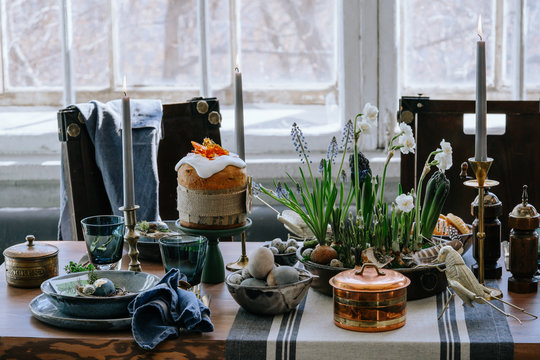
[41,270,160,319]
[225,268,312,315]
[263,238,301,266]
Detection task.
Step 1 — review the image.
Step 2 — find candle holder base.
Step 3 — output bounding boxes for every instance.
[120,205,141,272]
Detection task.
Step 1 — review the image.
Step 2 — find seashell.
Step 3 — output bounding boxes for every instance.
[412,238,463,265]
[361,247,394,268]
[277,210,314,239]
[82,284,96,295]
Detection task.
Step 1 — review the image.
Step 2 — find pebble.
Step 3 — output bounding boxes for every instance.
[329,259,344,268]
[241,268,252,280]
[240,278,267,287]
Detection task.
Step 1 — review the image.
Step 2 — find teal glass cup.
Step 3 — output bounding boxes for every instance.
[159,235,208,286]
[81,215,125,270]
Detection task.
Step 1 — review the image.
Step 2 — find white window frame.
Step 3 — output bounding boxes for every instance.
[0,0,399,152]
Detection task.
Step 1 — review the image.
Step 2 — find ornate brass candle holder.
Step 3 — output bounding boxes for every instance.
[463,158,499,284]
[120,205,142,272]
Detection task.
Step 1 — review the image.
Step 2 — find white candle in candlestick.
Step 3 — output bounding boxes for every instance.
[234,64,246,161]
[475,15,487,161]
[122,76,135,208]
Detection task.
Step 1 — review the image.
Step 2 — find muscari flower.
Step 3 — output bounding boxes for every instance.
[318,159,325,174]
[290,123,310,164]
[395,193,414,213]
[326,136,338,164]
[340,120,354,150]
[252,182,261,196]
[275,182,289,199]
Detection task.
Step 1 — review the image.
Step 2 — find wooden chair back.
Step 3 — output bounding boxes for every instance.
[398,97,540,238]
[58,98,222,241]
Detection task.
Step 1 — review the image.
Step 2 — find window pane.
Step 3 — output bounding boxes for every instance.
[72,1,110,87]
[5,0,62,88]
[116,0,199,87]
[525,0,540,85]
[403,0,495,88]
[209,0,231,88]
[240,0,336,87]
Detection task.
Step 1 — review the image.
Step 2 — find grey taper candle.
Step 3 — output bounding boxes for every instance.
[234,67,245,160]
[122,77,135,208]
[475,16,487,161]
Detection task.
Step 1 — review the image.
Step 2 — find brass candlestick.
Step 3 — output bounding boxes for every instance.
[463,157,499,284]
[120,205,141,272]
[226,231,249,271]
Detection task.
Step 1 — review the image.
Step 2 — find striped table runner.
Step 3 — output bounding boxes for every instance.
[226,280,513,360]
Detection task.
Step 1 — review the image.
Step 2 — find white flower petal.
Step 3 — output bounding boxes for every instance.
[399,134,416,154]
[395,193,414,213]
[362,103,379,125]
[435,151,453,172]
[399,123,414,138]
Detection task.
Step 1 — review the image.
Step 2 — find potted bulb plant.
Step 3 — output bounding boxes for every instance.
[258,104,457,298]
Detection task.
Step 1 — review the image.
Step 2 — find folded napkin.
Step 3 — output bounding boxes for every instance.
[128,269,214,350]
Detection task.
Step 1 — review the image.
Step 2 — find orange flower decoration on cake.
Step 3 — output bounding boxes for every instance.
[191,138,229,159]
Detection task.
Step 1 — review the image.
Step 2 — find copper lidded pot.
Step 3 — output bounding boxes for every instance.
[329,263,410,332]
[3,235,58,288]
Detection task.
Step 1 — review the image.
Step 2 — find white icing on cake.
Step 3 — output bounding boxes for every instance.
[174,152,246,179]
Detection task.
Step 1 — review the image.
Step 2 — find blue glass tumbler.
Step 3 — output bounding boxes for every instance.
[81,215,125,270]
[159,235,208,286]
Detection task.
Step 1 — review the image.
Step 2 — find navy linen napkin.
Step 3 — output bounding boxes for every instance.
[128,269,214,350]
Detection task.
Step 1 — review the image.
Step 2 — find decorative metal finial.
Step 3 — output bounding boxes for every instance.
[522,185,528,206]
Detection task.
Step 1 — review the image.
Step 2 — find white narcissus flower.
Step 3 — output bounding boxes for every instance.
[439,139,452,156]
[395,193,414,213]
[435,151,452,172]
[399,122,414,138]
[362,103,379,125]
[358,119,373,134]
[399,134,416,154]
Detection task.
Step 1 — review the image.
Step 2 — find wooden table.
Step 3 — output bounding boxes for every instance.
[0,241,538,359]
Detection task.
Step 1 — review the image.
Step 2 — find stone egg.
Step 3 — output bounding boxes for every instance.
[270,238,283,248]
[285,246,297,254]
[286,239,299,249]
[247,247,275,279]
[301,248,314,258]
[269,246,279,255]
[229,273,243,285]
[241,267,252,280]
[329,259,344,268]
[240,278,267,287]
[266,266,300,286]
[93,278,116,296]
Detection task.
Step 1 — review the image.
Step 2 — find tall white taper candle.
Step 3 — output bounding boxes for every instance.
[475,15,487,161]
[122,76,135,208]
[234,65,245,161]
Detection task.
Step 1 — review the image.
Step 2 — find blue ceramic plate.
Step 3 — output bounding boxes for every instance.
[30,294,132,331]
[41,270,160,319]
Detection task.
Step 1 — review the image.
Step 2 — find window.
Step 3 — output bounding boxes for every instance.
[401,0,535,100]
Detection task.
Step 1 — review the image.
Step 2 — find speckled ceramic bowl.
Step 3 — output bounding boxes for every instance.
[225,269,312,315]
[41,270,160,319]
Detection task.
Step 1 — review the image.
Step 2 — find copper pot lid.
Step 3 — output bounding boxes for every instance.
[3,235,58,260]
[329,263,410,292]
[509,185,540,230]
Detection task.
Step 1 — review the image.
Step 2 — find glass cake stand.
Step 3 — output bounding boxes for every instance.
[176,219,252,284]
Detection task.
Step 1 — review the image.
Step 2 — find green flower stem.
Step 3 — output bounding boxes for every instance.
[377,131,403,207]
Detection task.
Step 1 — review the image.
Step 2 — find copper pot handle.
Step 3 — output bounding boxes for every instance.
[355,263,386,276]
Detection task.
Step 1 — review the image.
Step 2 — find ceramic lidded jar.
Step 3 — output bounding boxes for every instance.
[3,235,59,288]
[508,186,539,293]
[329,263,411,332]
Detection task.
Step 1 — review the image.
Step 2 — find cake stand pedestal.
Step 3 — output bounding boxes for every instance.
[177,219,252,284]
